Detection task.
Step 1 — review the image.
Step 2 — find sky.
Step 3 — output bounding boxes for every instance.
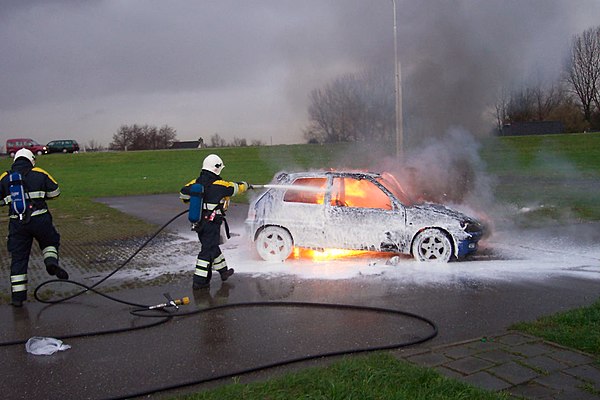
[1,0,600,149]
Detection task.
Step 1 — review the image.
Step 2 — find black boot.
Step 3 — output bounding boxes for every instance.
[11,298,24,307]
[219,268,234,281]
[46,263,69,280]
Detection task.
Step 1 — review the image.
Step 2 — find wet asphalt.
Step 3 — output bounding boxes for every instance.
[1,194,600,399]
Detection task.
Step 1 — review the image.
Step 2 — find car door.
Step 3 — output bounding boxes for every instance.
[324,176,404,251]
[277,177,328,248]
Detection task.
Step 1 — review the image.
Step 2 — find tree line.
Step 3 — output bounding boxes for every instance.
[305,25,600,143]
[107,126,265,151]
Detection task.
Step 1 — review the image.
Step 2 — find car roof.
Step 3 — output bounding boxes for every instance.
[279,170,382,180]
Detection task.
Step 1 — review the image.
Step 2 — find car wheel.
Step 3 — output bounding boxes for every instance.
[411,228,453,262]
[36,150,43,155]
[255,226,293,262]
[62,148,67,153]
[9,152,15,158]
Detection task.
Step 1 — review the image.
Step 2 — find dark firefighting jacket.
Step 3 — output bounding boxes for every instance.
[0,158,60,218]
[179,169,247,222]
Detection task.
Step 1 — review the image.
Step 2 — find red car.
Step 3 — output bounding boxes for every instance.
[6,138,47,157]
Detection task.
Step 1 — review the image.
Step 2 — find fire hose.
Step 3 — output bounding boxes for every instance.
[2,205,438,399]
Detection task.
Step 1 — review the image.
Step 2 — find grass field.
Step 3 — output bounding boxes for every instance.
[1,132,599,399]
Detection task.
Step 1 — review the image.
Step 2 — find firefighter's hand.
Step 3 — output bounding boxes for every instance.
[237,181,249,192]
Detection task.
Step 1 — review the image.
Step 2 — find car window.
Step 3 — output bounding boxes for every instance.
[283,177,327,204]
[331,177,392,210]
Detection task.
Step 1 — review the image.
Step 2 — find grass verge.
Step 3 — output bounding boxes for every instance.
[170,352,509,400]
[510,298,600,357]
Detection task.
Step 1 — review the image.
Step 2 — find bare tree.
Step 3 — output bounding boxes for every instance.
[110,125,134,150]
[494,80,569,133]
[493,87,510,133]
[209,133,227,147]
[565,26,600,124]
[250,139,265,146]
[85,139,105,152]
[109,124,177,150]
[231,137,247,147]
[304,69,394,144]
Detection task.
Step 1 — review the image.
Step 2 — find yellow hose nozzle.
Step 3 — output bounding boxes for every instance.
[178,297,190,305]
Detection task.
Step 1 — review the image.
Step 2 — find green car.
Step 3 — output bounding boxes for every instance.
[46,140,80,153]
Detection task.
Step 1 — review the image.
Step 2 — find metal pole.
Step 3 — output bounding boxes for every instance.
[392,0,403,159]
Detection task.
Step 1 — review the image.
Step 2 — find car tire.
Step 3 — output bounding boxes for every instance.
[411,228,453,262]
[62,148,67,153]
[255,226,293,262]
[36,150,43,155]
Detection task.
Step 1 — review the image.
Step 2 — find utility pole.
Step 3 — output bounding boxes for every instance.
[392,0,403,159]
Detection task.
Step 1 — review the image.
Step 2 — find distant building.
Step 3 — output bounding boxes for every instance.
[499,121,564,136]
[170,138,204,149]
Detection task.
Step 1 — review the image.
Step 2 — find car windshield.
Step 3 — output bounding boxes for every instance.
[377,173,415,205]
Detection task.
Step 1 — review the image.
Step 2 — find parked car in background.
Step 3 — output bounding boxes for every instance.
[246,170,486,263]
[6,138,47,157]
[46,139,80,153]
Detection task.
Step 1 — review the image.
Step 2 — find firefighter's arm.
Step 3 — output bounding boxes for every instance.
[212,180,246,197]
[0,173,7,206]
[179,179,197,203]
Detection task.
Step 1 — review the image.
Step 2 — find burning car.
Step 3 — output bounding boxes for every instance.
[246,170,485,263]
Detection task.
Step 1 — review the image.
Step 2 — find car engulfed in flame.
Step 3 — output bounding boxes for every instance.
[246,170,485,263]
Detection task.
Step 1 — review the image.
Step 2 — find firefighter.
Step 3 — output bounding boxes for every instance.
[0,149,68,307]
[180,154,250,289]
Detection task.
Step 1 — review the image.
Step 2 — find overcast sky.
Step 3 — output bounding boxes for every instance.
[1,0,599,148]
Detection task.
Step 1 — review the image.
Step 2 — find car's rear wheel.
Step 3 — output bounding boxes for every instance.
[255,226,293,262]
[411,228,453,262]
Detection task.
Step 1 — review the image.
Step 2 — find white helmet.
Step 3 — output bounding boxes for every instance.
[202,154,225,175]
[14,148,36,166]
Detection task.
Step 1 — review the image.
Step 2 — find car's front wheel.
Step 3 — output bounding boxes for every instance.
[255,226,293,262]
[411,228,453,262]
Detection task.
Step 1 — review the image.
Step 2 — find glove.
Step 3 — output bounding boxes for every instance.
[237,181,249,192]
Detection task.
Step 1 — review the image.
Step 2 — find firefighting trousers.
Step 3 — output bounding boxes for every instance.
[7,213,60,301]
[194,221,228,285]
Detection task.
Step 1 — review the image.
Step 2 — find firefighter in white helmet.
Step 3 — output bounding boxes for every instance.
[0,148,68,307]
[179,154,251,289]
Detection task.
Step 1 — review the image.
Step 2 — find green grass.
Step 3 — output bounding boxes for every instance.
[171,352,509,400]
[479,132,600,222]
[510,299,600,357]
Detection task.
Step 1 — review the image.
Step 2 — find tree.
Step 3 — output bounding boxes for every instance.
[565,26,600,125]
[85,139,105,152]
[250,139,266,146]
[109,124,177,150]
[231,137,247,147]
[493,80,570,133]
[304,69,394,144]
[209,133,227,147]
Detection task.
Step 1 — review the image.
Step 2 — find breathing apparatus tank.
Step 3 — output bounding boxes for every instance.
[188,183,204,224]
[9,172,29,221]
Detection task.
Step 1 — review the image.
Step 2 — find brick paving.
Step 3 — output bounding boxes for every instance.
[394,332,600,399]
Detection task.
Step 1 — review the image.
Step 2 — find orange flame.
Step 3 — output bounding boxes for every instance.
[292,247,378,261]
